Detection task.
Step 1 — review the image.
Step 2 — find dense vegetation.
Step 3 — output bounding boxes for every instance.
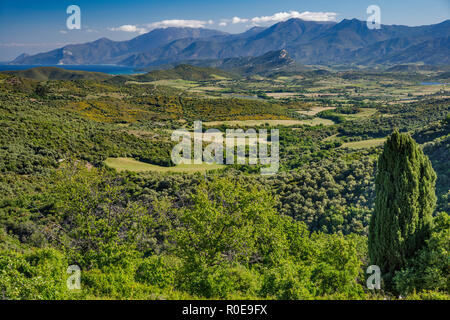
[135,64,236,81]
[2,67,112,81]
[0,69,448,300]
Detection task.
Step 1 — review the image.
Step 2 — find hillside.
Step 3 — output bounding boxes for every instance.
[199,49,300,76]
[135,64,235,81]
[1,66,112,81]
[139,50,301,76]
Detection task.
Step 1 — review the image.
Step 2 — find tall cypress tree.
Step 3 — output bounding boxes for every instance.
[369,130,436,282]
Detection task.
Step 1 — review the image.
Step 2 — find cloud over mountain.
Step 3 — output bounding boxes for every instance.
[109,19,214,34]
[109,25,148,34]
[109,10,338,34]
[248,10,338,24]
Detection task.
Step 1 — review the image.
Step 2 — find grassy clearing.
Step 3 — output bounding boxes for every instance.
[211,74,229,80]
[340,138,386,149]
[105,157,225,173]
[142,79,200,90]
[203,118,334,127]
[342,108,378,119]
[296,106,336,116]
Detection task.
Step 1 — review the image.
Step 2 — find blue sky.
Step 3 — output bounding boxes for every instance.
[0,0,449,60]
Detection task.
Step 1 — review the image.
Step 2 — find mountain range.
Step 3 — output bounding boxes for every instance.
[10,18,450,67]
[1,50,300,80]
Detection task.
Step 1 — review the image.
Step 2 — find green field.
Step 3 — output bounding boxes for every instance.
[105,157,225,173]
[340,138,387,149]
[342,108,378,119]
[296,106,336,116]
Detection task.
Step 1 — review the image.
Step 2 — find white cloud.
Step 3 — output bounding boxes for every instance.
[59,30,68,34]
[108,11,338,35]
[145,19,212,30]
[231,11,338,25]
[254,11,337,23]
[108,24,147,34]
[109,19,214,34]
[232,16,249,24]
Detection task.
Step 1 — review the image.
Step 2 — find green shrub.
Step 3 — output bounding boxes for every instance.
[135,255,181,289]
[260,262,313,299]
[0,248,73,300]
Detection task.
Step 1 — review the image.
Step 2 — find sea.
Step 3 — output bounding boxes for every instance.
[0,64,144,75]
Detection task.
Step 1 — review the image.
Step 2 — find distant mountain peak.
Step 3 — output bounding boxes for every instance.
[94,37,113,42]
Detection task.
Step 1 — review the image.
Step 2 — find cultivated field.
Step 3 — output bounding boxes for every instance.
[340,138,387,149]
[296,106,336,116]
[105,157,225,173]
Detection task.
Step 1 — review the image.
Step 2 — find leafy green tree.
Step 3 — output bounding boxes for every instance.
[170,178,286,297]
[171,178,286,268]
[369,131,437,284]
[48,165,155,269]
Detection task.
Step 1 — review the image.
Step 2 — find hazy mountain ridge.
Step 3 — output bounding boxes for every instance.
[11,28,228,65]
[10,19,450,67]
